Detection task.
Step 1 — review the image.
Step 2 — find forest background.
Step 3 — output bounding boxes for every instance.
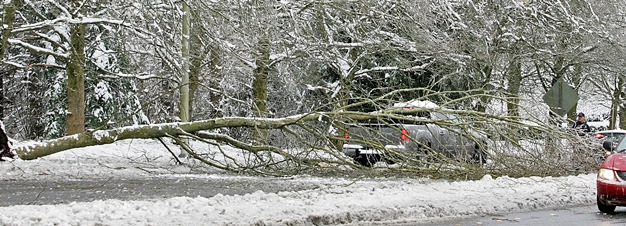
[1,0,626,177]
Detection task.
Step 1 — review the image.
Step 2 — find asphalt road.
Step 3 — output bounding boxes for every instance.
[419,205,626,226]
[0,176,319,206]
[3,178,625,225]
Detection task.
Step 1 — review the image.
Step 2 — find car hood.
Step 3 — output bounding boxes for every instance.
[602,153,626,170]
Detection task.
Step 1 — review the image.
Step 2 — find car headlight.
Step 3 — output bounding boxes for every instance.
[598,168,617,181]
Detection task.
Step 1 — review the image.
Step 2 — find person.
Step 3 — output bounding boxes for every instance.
[572,112,591,136]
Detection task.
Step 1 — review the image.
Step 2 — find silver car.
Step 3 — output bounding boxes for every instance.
[342,101,486,167]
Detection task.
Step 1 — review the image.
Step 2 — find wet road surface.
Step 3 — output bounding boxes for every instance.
[5,177,626,225]
[419,205,626,226]
[0,176,318,206]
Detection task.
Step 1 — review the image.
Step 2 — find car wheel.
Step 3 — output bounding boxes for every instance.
[472,145,486,165]
[382,151,400,165]
[417,142,434,164]
[355,154,378,167]
[384,158,396,165]
[597,196,616,213]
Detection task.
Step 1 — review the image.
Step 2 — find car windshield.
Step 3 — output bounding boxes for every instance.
[603,132,626,143]
[616,135,626,153]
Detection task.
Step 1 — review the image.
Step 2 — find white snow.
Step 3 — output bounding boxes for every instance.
[0,139,596,225]
[393,100,440,109]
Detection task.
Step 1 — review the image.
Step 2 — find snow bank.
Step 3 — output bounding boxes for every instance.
[0,139,596,225]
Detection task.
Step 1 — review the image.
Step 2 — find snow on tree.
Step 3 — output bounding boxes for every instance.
[0,0,622,177]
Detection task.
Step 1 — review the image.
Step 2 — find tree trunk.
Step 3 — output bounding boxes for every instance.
[0,68,4,118]
[0,0,17,60]
[208,46,223,118]
[188,32,202,120]
[506,60,521,119]
[178,1,192,158]
[568,64,583,121]
[188,10,210,120]
[617,76,626,129]
[14,106,519,161]
[506,59,522,141]
[609,76,621,130]
[252,36,270,144]
[477,65,493,113]
[0,0,18,119]
[15,111,373,160]
[179,1,191,124]
[66,2,86,135]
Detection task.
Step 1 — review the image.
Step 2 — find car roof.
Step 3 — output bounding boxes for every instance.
[598,129,626,134]
[391,100,439,109]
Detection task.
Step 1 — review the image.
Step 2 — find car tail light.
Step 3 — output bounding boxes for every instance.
[596,133,603,139]
[344,128,349,139]
[401,129,409,142]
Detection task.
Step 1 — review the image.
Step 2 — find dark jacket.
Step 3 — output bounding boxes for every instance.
[572,121,591,135]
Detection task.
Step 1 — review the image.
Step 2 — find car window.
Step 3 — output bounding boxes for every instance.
[616,135,626,153]
[602,132,625,143]
[611,133,625,142]
[415,111,430,118]
[431,112,447,120]
[432,112,464,130]
[446,114,463,124]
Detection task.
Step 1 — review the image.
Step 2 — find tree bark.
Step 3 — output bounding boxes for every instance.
[179,1,191,123]
[14,106,533,161]
[15,111,356,160]
[506,60,522,119]
[66,1,86,135]
[252,36,270,143]
[0,0,18,119]
[0,0,17,60]
[477,65,493,113]
[609,76,621,130]
[178,1,192,158]
[507,59,522,142]
[208,46,223,118]
[568,65,584,120]
[617,76,626,129]
[188,25,205,119]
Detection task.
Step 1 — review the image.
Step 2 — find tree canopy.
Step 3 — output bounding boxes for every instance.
[1,0,624,177]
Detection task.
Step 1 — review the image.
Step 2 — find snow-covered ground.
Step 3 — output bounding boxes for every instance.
[0,139,596,225]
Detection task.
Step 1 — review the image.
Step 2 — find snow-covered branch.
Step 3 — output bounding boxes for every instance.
[8,39,69,59]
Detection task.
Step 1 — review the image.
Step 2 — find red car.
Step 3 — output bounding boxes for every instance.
[597,136,626,213]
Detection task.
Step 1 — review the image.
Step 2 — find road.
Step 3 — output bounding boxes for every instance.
[419,205,626,226]
[0,176,318,207]
[2,177,625,225]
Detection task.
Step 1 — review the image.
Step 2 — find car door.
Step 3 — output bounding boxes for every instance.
[442,113,474,156]
[429,112,456,152]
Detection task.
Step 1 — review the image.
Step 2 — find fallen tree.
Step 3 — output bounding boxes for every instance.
[13,106,511,160]
[16,112,342,160]
[10,97,600,178]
